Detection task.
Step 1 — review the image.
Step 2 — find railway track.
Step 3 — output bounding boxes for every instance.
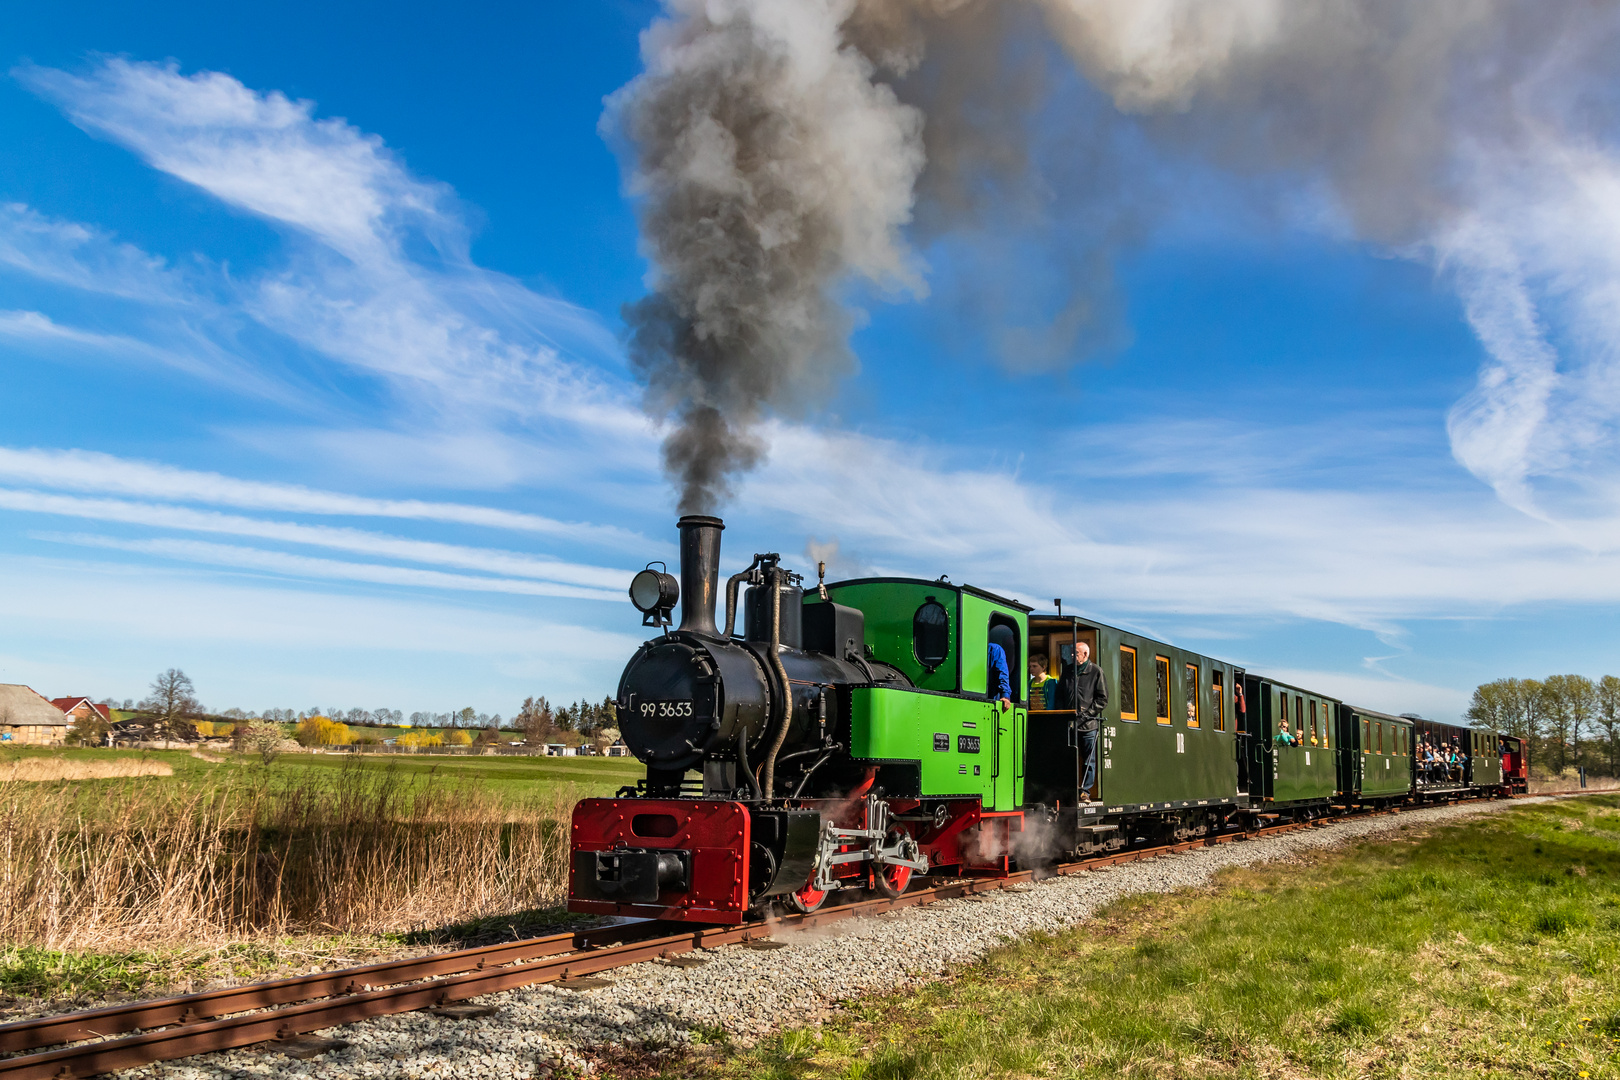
[0,794,1555,1079]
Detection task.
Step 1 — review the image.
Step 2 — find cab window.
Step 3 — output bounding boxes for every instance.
[912,599,950,672]
[988,616,1020,701]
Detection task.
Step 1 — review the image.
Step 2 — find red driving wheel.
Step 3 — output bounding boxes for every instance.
[789,882,827,913]
[872,829,916,898]
[873,861,912,899]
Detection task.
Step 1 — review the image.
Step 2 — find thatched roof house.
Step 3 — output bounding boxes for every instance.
[0,684,69,746]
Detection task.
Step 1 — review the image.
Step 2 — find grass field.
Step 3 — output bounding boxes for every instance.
[0,744,643,804]
[652,796,1620,1080]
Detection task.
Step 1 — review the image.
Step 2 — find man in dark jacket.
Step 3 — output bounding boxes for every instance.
[1057,641,1108,801]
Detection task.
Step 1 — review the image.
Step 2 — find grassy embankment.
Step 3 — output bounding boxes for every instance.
[0,746,642,1004]
[650,796,1620,1080]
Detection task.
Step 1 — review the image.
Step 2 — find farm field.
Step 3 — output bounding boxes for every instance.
[0,743,643,804]
[653,795,1620,1080]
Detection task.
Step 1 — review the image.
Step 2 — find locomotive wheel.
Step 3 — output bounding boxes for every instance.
[788,883,828,914]
[872,829,917,899]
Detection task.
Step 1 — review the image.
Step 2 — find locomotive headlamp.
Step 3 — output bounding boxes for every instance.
[629,564,679,627]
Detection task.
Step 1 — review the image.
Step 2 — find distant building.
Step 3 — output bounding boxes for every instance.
[607,740,629,757]
[50,697,112,725]
[0,685,70,745]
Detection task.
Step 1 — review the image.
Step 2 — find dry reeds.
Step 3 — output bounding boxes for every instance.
[1,758,174,782]
[0,762,575,950]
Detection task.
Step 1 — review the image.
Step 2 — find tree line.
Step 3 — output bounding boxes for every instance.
[1466,676,1620,777]
[70,669,623,753]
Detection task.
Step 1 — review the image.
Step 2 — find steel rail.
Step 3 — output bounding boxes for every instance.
[0,793,1531,1079]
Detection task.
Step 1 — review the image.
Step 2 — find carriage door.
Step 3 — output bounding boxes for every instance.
[1248,675,1273,800]
[1233,666,1250,795]
[988,616,1022,811]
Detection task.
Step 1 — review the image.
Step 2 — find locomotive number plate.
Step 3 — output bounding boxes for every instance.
[957,735,981,754]
[638,700,694,719]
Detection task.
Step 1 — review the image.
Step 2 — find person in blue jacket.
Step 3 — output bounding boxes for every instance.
[987,642,1012,711]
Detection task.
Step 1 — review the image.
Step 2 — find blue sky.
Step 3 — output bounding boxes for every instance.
[2,1,1618,721]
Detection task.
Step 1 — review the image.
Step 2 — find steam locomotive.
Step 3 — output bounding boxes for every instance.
[566,515,1525,924]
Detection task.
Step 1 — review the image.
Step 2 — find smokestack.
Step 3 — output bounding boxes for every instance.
[676,515,724,637]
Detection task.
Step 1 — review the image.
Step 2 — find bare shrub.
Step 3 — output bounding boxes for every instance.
[0,762,575,950]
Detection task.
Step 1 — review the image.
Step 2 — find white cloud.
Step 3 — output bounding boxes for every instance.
[743,417,1620,634]
[42,533,623,602]
[18,59,452,262]
[0,202,185,303]
[12,59,642,447]
[0,489,630,591]
[0,446,653,550]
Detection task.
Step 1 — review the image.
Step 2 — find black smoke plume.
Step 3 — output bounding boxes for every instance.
[610,0,1620,516]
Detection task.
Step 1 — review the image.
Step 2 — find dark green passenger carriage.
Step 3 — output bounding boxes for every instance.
[1239,675,1339,809]
[1337,706,1413,804]
[1024,616,1242,815]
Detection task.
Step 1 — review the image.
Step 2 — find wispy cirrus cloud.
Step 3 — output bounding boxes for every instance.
[10,58,641,447]
[0,447,653,550]
[0,489,630,592]
[16,59,454,262]
[41,533,622,602]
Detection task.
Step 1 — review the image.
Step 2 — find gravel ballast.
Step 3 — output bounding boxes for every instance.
[116,798,1545,1078]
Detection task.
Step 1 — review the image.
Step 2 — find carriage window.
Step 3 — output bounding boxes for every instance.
[1309,700,1318,744]
[1376,722,1384,754]
[912,599,950,672]
[1363,717,1371,752]
[1155,656,1171,725]
[1295,696,1304,733]
[1212,670,1225,732]
[1321,703,1330,748]
[1119,646,1138,721]
[1184,664,1200,728]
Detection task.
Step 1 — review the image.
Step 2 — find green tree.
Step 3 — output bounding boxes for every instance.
[1596,675,1620,776]
[65,709,110,746]
[1467,678,1548,770]
[518,696,554,746]
[1541,674,1596,774]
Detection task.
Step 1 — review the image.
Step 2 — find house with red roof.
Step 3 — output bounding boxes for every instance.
[50,697,112,724]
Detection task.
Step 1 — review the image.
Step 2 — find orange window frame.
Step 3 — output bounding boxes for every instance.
[1155,656,1172,725]
[1211,670,1226,733]
[1119,646,1139,722]
[1184,663,1201,728]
